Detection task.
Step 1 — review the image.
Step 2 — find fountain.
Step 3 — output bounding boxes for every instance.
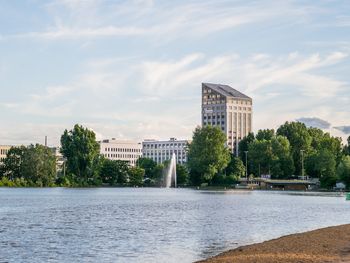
[165,153,177,188]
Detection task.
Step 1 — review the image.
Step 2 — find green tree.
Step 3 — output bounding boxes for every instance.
[307,150,337,188]
[256,129,275,141]
[100,159,120,185]
[20,144,56,186]
[2,146,26,180]
[337,156,350,189]
[60,124,100,184]
[225,155,245,178]
[248,139,273,176]
[277,122,312,175]
[270,136,294,178]
[176,164,189,186]
[238,132,255,162]
[136,157,157,178]
[129,167,145,186]
[187,126,231,185]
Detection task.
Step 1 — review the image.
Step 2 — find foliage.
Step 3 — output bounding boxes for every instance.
[20,144,57,186]
[60,124,100,184]
[176,164,189,186]
[277,122,312,175]
[1,146,26,180]
[225,155,245,178]
[306,150,336,188]
[1,145,56,187]
[136,157,157,178]
[256,129,275,141]
[100,159,122,185]
[129,167,145,187]
[238,132,255,162]
[187,126,231,185]
[336,156,350,189]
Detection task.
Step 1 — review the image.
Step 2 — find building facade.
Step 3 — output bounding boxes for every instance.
[0,145,11,163]
[201,83,253,155]
[100,139,142,167]
[142,138,189,165]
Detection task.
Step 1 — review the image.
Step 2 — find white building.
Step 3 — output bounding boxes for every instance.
[99,139,142,167]
[142,138,189,165]
[202,83,253,155]
[0,145,11,164]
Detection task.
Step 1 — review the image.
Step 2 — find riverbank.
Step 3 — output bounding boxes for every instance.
[199,224,350,263]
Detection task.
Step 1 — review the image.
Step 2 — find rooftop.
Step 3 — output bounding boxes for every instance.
[203,83,251,100]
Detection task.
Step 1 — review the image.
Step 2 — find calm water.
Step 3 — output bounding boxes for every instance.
[0,188,349,263]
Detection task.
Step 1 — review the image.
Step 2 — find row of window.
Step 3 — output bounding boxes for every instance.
[104,148,141,153]
[104,153,141,159]
[143,143,187,149]
[203,115,225,120]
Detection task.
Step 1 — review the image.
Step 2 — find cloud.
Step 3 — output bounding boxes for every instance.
[2,50,349,145]
[296,117,331,129]
[3,1,321,41]
[334,126,350,134]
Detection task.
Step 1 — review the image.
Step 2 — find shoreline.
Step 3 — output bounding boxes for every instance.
[198,224,350,263]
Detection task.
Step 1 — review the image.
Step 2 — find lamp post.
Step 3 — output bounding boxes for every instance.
[244,151,248,182]
[300,149,305,180]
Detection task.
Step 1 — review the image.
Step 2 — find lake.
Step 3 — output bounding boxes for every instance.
[0,188,349,262]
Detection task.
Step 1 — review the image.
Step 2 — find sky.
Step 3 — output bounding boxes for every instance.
[0,0,350,146]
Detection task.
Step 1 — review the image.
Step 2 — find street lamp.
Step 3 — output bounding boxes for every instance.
[300,149,305,180]
[244,151,248,181]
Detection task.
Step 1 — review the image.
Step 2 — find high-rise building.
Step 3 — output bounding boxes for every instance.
[99,139,142,167]
[142,138,189,165]
[201,83,253,155]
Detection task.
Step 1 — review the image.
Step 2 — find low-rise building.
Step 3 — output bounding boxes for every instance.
[0,145,12,164]
[99,139,142,167]
[142,138,189,165]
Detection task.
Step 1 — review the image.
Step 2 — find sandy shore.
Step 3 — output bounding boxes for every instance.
[198,224,350,263]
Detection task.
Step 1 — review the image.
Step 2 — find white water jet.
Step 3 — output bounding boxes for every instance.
[165,153,177,188]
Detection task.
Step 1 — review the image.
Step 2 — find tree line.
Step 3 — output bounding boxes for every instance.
[0,124,189,187]
[1,122,349,189]
[186,122,350,189]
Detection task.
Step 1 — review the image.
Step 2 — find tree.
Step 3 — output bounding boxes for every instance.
[277,122,312,175]
[136,157,157,178]
[238,132,255,161]
[345,136,350,155]
[1,146,26,180]
[176,164,189,186]
[248,139,273,176]
[60,124,100,184]
[337,156,350,189]
[306,150,337,188]
[270,136,294,178]
[256,129,275,141]
[187,126,231,185]
[20,144,56,186]
[128,167,144,186]
[1,145,56,186]
[225,155,245,178]
[100,159,120,185]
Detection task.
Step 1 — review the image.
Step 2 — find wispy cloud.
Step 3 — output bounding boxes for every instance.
[3,1,322,41]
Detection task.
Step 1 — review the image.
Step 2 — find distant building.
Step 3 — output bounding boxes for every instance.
[201,83,253,155]
[99,139,142,167]
[142,138,189,165]
[0,145,12,164]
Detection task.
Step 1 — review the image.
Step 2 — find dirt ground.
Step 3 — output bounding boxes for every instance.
[198,224,350,263]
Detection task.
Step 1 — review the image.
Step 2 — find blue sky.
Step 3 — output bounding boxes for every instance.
[1,0,350,146]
